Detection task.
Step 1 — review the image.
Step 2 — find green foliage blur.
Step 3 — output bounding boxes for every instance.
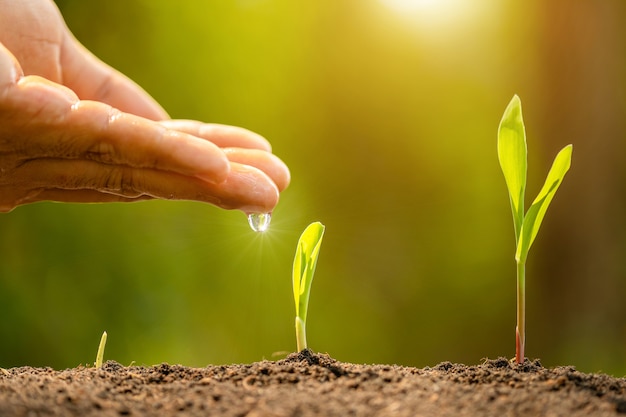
[1,1,625,375]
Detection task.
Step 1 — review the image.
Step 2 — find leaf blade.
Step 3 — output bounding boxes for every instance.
[498,95,528,240]
[516,144,572,262]
[292,241,304,317]
[292,222,325,323]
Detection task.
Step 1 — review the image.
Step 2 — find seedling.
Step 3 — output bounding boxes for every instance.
[94,331,107,368]
[292,222,325,352]
[498,95,572,363]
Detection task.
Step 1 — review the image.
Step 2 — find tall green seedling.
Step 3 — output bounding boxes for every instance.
[292,222,325,352]
[498,95,572,364]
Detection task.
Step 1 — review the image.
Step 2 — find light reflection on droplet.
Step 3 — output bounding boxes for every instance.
[248,213,271,232]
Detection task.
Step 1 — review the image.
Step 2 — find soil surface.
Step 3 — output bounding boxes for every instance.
[1,350,626,416]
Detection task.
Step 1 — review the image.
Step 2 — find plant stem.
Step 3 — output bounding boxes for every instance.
[515,261,526,363]
[295,317,307,352]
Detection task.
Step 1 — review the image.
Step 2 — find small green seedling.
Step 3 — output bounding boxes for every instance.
[498,95,572,364]
[292,221,325,352]
[94,331,107,368]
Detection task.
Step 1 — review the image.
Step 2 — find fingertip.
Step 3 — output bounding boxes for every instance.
[225,163,280,213]
[282,164,291,192]
[222,148,290,192]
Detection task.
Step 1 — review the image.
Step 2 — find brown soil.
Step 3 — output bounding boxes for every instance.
[1,350,625,416]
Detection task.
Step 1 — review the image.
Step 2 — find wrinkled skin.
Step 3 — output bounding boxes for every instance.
[0,0,290,213]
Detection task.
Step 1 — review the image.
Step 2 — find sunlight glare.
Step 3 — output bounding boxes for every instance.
[380,0,439,13]
[378,0,490,33]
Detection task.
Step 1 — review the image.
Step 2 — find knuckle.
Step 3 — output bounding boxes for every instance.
[85,141,118,164]
[98,168,143,198]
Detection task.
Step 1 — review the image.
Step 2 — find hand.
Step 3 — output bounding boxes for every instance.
[0,0,290,214]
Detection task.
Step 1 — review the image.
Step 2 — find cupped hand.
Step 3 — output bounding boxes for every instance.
[0,0,290,214]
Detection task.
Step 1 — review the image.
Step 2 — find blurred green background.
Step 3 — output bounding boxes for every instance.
[1,0,625,376]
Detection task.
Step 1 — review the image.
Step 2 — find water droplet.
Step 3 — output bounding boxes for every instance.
[248,213,271,232]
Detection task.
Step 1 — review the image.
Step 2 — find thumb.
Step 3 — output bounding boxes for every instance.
[59,33,168,121]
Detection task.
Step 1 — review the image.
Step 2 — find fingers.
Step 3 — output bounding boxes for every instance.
[0,73,287,213]
[64,101,231,184]
[1,87,230,184]
[13,160,279,213]
[59,34,168,120]
[159,120,291,192]
[159,120,272,151]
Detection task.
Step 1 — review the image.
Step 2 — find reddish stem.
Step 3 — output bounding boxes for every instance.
[515,261,526,364]
[515,327,525,364]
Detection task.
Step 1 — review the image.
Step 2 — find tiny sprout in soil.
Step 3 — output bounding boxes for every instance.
[248,213,272,232]
[94,331,107,368]
[292,221,325,352]
[497,95,572,364]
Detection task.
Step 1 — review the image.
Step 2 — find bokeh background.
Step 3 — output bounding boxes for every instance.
[1,0,625,376]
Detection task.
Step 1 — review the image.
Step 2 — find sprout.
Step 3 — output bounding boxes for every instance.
[292,222,325,352]
[498,95,572,364]
[94,331,107,368]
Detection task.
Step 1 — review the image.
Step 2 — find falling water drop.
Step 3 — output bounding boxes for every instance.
[248,213,271,232]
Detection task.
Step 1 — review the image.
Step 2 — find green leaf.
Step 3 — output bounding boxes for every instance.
[515,144,572,262]
[292,222,325,323]
[498,95,527,240]
[95,331,107,368]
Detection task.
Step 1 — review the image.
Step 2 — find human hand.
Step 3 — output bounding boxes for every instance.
[0,0,289,214]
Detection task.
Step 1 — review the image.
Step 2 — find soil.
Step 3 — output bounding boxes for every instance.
[1,350,626,416]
